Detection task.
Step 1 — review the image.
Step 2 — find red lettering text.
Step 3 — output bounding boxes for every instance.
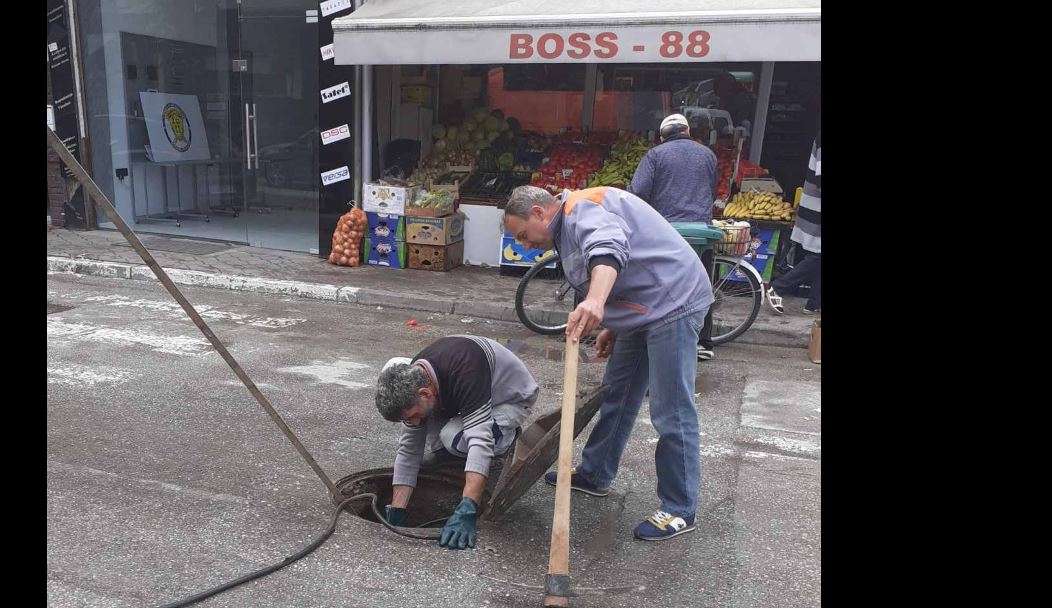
[594,32,618,58]
[567,33,591,59]
[537,33,564,59]
[509,34,533,59]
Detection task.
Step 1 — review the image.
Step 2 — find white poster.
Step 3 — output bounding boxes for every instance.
[139,92,210,163]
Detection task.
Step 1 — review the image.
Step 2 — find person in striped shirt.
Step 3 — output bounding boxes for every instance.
[768,132,821,314]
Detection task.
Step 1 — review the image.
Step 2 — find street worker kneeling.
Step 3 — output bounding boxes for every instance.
[375,335,539,549]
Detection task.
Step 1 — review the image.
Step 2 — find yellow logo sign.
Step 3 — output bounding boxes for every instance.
[162,103,191,152]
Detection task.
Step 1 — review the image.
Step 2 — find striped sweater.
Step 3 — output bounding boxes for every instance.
[791,134,821,253]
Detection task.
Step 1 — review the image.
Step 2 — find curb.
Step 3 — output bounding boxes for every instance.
[47,256,810,347]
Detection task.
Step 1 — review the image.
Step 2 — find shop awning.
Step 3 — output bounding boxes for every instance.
[333,0,820,65]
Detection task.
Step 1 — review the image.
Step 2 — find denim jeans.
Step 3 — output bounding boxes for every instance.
[576,309,706,518]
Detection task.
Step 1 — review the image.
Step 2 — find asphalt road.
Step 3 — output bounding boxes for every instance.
[47,271,820,607]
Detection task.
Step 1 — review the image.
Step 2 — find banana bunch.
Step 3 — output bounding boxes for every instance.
[724,190,794,221]
[588,138,652,187]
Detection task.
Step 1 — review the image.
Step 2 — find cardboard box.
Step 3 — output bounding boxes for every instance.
[364,237,407,269]
[363,183,420,215]
[500,234,557,268]
[365,212,405,243]
[808,318,821,364]
[405,205,454,218]
[406,213,464,245]
[408,240,464,272]
[740,177,784,196]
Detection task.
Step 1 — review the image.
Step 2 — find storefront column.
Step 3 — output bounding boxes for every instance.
[582,63,598,130]
[750,61,775,164]
[362,64,373,185]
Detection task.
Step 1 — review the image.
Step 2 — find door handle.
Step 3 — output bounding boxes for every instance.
[251,103,260,170]
[244,103,253,169]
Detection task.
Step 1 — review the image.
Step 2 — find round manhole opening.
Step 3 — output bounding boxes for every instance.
[334,467,490,527]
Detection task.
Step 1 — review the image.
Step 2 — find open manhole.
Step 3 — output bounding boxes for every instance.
[332,387,606,527]
[334,467,489,527]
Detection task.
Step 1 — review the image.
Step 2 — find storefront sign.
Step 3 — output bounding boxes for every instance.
[320,0,352,18]
[139,92,211,162]
[320,43,335,61]
[334,22,820,64]
[321,165,350,186]
[47,0,88,228]
[320,81,351,103]
[320,123,351,145]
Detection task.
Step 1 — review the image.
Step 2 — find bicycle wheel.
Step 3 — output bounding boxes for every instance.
[708,255,763,345]
[514,254,574,335]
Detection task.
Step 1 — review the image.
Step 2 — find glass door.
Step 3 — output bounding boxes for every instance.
[236,0,319,252]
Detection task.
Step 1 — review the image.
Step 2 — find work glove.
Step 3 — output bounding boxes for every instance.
[439,497,478,550]
[384,505,407,527]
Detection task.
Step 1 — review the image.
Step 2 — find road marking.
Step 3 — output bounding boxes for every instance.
[47,364,131,387]
[48,461,248,505]
[83,295,305,329]
[47,318,211,356]
[276,359,373,389]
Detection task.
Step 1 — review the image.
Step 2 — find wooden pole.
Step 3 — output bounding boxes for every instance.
[544,336,580,607]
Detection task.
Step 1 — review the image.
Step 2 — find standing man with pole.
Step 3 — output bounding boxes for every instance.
[503,185,712,541]
[630,113,720,361]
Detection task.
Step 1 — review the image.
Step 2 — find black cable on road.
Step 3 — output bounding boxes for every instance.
[156,493,446,608]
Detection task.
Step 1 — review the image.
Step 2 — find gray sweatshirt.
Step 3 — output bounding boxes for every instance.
[551,187,714,334]
[392,335,538,488]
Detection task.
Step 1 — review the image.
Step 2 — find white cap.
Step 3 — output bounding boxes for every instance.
[382,357,413,373]
[660,113,689,132]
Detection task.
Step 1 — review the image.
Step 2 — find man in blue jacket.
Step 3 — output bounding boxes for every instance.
[631,113,719,361]
[503,185,712,541]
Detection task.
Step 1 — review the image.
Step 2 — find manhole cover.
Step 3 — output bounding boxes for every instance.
[114,236,234,256]
[47,303,74,315]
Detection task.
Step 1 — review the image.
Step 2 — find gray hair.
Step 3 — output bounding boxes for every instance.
[505,186,557,219]
[375,363,430,422]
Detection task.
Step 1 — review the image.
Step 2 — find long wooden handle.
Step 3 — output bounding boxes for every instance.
[544,337,580,607]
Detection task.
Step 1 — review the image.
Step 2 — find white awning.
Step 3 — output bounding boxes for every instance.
[333,0,820,65]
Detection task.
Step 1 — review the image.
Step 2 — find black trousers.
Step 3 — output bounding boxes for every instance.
[698,249,714,349]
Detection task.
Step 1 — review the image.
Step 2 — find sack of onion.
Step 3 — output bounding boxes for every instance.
[328,208,367,267]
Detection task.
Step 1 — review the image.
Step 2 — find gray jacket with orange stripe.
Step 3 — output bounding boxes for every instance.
[551,187,714,334]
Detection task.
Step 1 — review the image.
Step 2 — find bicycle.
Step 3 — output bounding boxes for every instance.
[513,226,765,345]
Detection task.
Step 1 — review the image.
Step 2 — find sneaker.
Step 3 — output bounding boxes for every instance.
[633,510,697,541]
[766,287,785,314]
[697,346,715,361]
[543,467,610,497]
[802,306,820,315]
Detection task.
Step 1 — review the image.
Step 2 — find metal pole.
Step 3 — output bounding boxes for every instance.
[47,127,339,500]
[750,62,775,165]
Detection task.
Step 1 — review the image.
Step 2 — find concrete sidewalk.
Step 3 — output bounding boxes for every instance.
[47,228,815,347]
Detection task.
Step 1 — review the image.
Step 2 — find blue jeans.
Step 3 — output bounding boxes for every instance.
[576,309,705,518]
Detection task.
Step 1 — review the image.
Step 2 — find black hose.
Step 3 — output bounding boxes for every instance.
[156,493,446,608]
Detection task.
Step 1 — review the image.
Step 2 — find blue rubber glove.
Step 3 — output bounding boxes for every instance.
[384,505,407,527]
[439,497,478,550]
